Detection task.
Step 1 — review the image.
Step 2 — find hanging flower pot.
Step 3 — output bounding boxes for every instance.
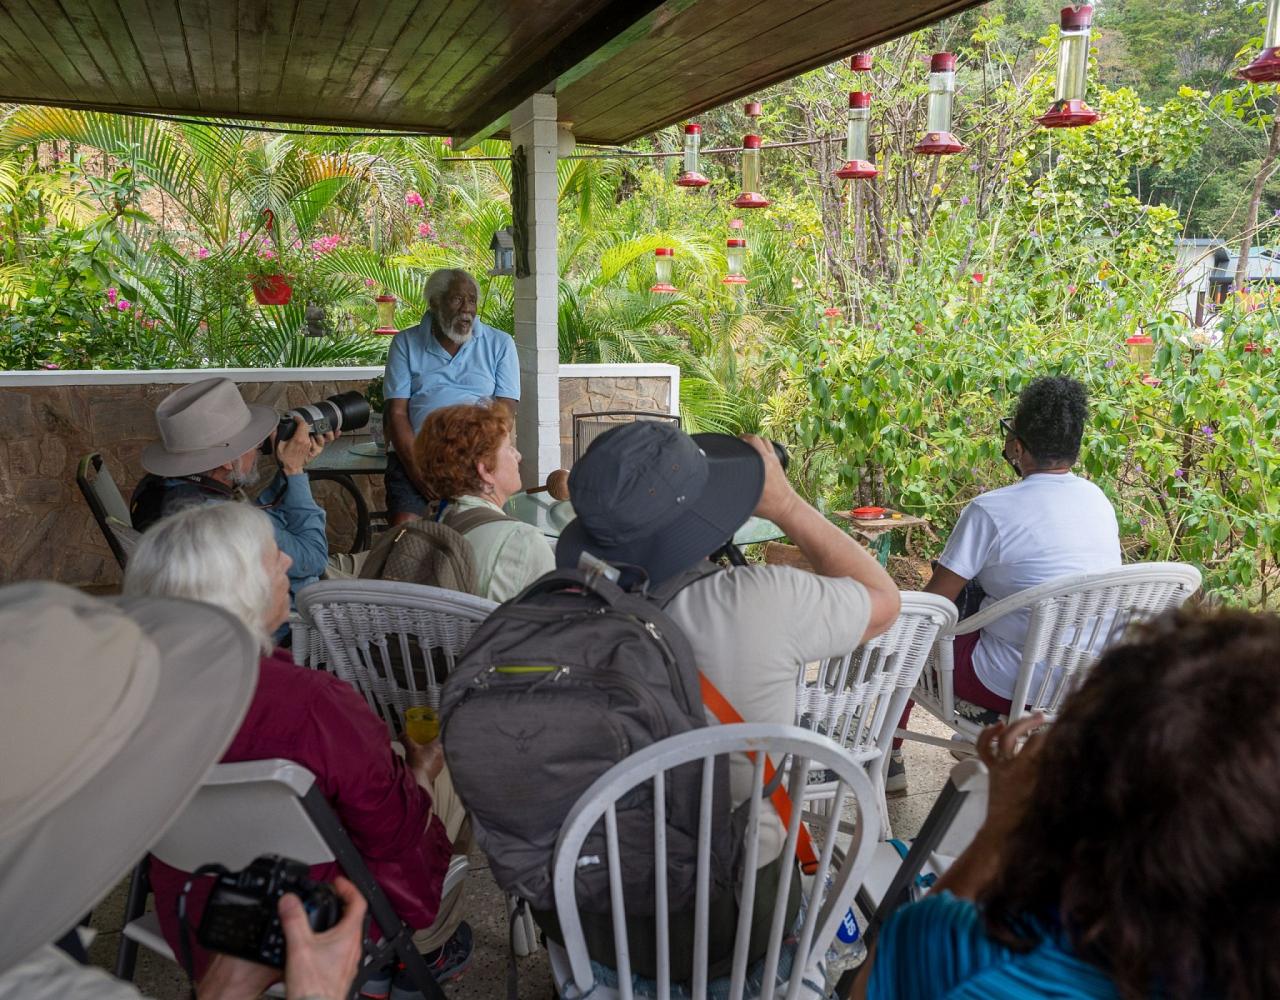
[1038,6,1100,128]
[914,53,965,156]
[250,273,293,305]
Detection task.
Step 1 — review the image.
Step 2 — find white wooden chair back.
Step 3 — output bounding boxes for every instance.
[794,593,957,834]
[295,580,496,730]
[912,562,1201,742]
[552,723,879,1000]
[149,759,332,872]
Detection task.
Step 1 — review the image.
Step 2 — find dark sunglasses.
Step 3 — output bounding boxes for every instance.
[998,417,1018,439]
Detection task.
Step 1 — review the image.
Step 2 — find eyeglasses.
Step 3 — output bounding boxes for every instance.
[998,417,1018,439]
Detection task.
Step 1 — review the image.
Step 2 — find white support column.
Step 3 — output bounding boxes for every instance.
[510,92,562,487]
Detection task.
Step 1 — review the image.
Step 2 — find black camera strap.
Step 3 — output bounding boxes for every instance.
[176,863,230,993]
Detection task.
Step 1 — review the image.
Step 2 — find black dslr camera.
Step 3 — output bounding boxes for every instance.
[260,390,370,453]
[196,855,342,968]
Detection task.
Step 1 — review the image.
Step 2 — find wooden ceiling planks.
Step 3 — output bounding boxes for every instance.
[0,0,984,141]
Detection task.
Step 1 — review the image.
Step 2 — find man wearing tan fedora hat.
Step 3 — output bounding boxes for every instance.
[131,377,335,602]
[0,581,368,1000]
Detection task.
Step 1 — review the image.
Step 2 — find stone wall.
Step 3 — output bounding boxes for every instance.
[0,365,676,589]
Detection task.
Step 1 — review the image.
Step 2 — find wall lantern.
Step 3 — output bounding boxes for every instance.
[1125,333,1154,366]
[850,52,873,73]
[676,124,710,187]
[374,294,398,335]
[651,248,677,294]
[723,238,748,284]
[914,53,965,156]
[1038,6,1099,127]
[489,227,516,275]
[1238,0,1280,81]
[733,135,770,208]
[835,92,878,180]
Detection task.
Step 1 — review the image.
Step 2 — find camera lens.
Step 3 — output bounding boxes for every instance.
[771,440,790,472]
[274,391,371,444]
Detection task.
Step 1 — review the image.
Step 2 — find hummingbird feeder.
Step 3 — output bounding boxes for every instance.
[676,124,710,187]
[914,53,965,156]
[836,92,878,180]
[1038,6,1100,127]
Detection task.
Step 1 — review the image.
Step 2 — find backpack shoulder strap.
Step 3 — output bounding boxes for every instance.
[445,504,515,536]
[651,560,722,607]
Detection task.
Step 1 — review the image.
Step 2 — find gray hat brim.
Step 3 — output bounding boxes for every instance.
[0,594,259,972]
[141,403,278,478]
[556,434,764,587]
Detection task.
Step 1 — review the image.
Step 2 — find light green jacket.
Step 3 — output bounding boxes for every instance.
[451,494,556,602]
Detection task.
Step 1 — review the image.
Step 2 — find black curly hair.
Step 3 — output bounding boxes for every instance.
[1010,375,1088,467]
[980,608,1280,999]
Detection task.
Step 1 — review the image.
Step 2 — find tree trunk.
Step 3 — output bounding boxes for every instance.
[1234,112,1280,293]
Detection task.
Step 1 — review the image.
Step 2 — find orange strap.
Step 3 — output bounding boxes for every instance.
[699,674,819,874]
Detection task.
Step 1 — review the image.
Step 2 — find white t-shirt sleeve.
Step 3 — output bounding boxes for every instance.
[747,567,872,663]
[938,502,1000,582]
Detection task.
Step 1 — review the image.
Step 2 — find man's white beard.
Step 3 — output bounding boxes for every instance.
[230,464,261,491]
[445,317,474,344]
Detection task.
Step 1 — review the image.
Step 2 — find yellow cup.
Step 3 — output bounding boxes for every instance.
[404,706,440,744]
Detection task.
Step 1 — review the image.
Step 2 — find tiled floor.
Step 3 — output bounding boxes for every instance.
[85,714,957,999]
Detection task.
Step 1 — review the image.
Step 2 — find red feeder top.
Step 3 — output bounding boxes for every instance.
[744,101,763,117]
[930,52,957,73]
[744,134,762,149]
[1126,334,1153,345]
[1060,5,1093,29]
[726,238,747,247]
[684,123,702,134]
[849,91,872,109]
[823,307,843,316]
[375,294,396,303]
[655,248,674,256]
[850,52,873,72]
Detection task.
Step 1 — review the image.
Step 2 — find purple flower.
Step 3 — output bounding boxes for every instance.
[969,162,980,172]
[1104,358,1116,368]
[1173,468,1185,479]
[1139,517,1149,528]
[1200,424,1215,439]
[959,196,970,206]
[1250,437,1257,446]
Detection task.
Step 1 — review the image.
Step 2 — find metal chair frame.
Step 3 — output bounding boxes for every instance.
[76,452,140,569]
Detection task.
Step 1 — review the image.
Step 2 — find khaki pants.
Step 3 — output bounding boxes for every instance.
[411,765,471,953]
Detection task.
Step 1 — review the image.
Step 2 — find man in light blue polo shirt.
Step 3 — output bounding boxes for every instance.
[384,267,520,522]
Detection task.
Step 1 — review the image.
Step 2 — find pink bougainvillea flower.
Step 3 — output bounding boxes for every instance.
[405,190,425,208]
[106,287,118,304]
[196,247,210,259]
[442,138,452,148]
[418,221,434,238]
[41,362,60,370]
[364,278,378,288]
[972,273,985,284]
[117,299,131,312]
[1067,284,1077,294]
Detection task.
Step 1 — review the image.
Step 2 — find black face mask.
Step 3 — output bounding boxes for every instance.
[1002,440,1022,477]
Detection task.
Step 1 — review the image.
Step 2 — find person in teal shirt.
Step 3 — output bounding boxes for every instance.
[853,607,1280,1000]
[384,268,520,523]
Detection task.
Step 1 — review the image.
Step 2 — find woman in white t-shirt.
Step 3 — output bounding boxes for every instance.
[893,377,1120,793]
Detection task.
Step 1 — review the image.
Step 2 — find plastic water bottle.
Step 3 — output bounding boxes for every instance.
[824,879,867,988]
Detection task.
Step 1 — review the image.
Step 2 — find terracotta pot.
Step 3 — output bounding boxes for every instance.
[251,274,293,305]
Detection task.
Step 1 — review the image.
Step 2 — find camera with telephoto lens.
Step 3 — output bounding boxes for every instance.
[770,440,790,472]
[196,854,342,968]
[260,390,370,453]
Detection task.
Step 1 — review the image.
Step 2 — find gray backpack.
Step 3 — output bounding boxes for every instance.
[439,564,743,915]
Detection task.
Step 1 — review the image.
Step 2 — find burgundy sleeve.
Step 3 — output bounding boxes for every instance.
[300,677,453,929]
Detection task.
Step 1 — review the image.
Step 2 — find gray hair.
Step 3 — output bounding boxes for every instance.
[123,501,277,654]
[425,268,478,309]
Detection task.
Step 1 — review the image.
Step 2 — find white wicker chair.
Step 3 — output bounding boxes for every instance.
[294,579,497,731]
[548,724,879,1000]
[794,593,958,839]
[906,562,1202,748]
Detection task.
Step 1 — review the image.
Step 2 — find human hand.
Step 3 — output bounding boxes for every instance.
[196,954,280,999]
[277,418,316,475]
[278,876,366,1000]
[975,712,1046,842]
[401,734,445,785]
[741,434,799,523]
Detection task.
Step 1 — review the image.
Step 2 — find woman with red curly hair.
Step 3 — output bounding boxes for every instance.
[413,401,553,601]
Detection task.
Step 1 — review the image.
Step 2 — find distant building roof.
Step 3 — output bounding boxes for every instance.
[1210,247,1280,285]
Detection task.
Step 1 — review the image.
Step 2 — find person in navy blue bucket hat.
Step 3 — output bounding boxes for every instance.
[558,422,900,866]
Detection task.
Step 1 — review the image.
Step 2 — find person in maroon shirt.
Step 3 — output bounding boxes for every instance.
[123,502,473,994]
